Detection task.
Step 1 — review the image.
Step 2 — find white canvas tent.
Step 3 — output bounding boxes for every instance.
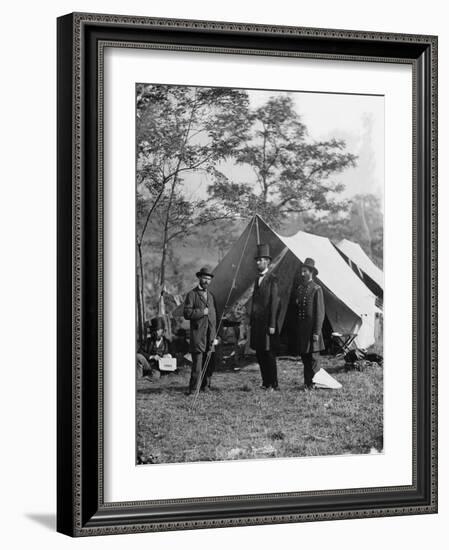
[335,238,383,298]
[205,216,378,349]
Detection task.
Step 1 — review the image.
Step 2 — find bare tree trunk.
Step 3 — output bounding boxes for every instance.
[152,97,199,293]
[136,269,143,346]
[159,178,177,290]
[157,97,198,290]
[136,240,146,345]
[160,241,168,290]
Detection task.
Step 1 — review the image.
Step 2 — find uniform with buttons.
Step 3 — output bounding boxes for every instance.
[291,274,325,388]
[292,279,325,354]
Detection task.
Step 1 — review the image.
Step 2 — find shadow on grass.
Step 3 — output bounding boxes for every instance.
[137,385,187,395]
[137,384,264,395]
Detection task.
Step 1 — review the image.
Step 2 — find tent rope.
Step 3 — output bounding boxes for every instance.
[191,215,257,409]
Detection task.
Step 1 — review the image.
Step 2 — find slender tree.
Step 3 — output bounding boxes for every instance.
[136,84,250,330]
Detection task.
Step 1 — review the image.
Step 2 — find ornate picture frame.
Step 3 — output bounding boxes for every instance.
[57,12,437,536]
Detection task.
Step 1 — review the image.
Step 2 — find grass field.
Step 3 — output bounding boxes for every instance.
[136,356,383,464]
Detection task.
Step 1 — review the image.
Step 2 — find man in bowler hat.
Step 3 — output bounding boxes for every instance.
[183,266,219,394]
[291,258,341,389]
[250,244,280,390]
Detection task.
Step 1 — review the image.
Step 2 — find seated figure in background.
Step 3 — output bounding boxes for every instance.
[137,316,172,378]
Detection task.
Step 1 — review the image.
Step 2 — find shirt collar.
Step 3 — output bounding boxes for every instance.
[258,269,268,277]
[197,285,207,292]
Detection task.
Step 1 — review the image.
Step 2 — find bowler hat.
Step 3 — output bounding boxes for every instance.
[150,316,165,331]
[196,266,214,278]
[254,243,272,260]
[302,257,318,276]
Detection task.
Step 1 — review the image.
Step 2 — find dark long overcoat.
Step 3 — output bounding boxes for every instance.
[250,272,280,352]
[183,287,218,353]
[291,279,325,354]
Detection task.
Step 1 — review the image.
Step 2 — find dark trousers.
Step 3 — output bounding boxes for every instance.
[255,349,278,388]
[301,352,320,387]
[136,353,157,377]
[190,352,215,392]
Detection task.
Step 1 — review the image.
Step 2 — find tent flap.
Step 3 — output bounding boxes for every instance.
[206,216,378,349]
[336,239,383,290]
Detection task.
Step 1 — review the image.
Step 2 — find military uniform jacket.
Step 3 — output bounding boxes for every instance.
[250,271,280,352]
[183,287,218,353]
[291,279,325,354]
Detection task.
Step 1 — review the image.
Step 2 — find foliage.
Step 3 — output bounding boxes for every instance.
[208,95,357,228]
[136,84,251,324]
[136,84,250,227]
[302,193,383,267]
[135,86,373,323]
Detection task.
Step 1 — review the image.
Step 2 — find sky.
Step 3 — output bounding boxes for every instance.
[181,87,384,204]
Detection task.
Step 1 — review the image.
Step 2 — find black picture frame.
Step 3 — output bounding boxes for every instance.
[57,12,438,537]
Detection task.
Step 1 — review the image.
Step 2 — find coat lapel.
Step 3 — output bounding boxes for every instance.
[195,287,208,307]
[258,272,269,290]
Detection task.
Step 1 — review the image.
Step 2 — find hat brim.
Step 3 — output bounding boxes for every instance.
[150,319,165,330]
[196,271,214,278]
[303,265,318,276]
[254,255,272,260]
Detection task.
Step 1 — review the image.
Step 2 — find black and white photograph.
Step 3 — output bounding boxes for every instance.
[135,83,384,465]
[0,0,442,546]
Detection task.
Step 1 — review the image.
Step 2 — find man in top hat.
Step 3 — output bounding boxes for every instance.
[250,243,280,390]
[183,266,219,394]
[137,316,172,377]
[291,258,341,390]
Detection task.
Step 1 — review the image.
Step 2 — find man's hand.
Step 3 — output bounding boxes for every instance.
[268,327,275,335]
[213,338,219,346]
[312,334,319,342]
[203,307,209,316]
